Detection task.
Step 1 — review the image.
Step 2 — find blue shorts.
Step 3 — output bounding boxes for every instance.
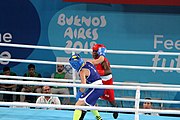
[79,88,104,106]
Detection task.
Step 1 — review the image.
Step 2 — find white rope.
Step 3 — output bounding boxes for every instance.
[0,90,179,104]
[138,109,180,115]
[0,79,180,92]
[0,43,90,52]
[0,102,179,115]
[1,43,180,55]
[1,75,178,105]
[119,97,180,104]
[115,98,180,104]
[0,79,138,90]
[114,82,180,88]
[0,91,74,98]
[140,99,180,104]
[0,75,180,88]
[0,75,74,83]
[1,58,180,71]
[111,64,180,71]
[1,43,180,117]
[0,58,69,65]
[107,49,180,55]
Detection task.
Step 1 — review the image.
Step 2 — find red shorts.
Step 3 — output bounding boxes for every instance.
[100,78,115,102]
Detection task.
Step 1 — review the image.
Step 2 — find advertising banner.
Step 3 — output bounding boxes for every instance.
[0,0,179,102]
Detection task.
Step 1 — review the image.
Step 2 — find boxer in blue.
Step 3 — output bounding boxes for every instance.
[69,54,104,120]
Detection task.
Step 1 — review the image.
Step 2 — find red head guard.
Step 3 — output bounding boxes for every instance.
[92,44,106,51]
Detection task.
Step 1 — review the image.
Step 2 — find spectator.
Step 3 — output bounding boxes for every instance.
[51,64,70,105]
[0,66,17,102]
[20,64,42,103]
[142,97,159,116]
[36,86,61,110]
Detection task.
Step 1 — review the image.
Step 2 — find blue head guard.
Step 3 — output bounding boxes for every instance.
[69,54,84,72]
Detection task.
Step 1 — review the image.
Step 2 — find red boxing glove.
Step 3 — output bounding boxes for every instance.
[97,69,105,76]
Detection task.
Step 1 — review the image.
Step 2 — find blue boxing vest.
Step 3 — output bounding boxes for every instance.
[81,62,101,84]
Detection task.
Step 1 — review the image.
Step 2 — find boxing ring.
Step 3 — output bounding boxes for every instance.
[0,43,180,120]
[0,107,179,120]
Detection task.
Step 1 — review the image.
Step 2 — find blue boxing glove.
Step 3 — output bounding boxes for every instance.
[97,47,107,57]
[76,90,83,101]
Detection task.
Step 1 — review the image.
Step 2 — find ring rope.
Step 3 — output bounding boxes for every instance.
[0,58,69,65]
[0,75,180,88]
[1,43,180,55]
[1,58,180,71]
[0,79,180,92]
[1,43,180,118]
[0,91,74,98]
[0,43,89,52]
[115,97,180,104]
[0,102,179,115]
[0,75,73,82]
[1,75,179,103]
[0,90,179,104]
[114,82,180,88]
